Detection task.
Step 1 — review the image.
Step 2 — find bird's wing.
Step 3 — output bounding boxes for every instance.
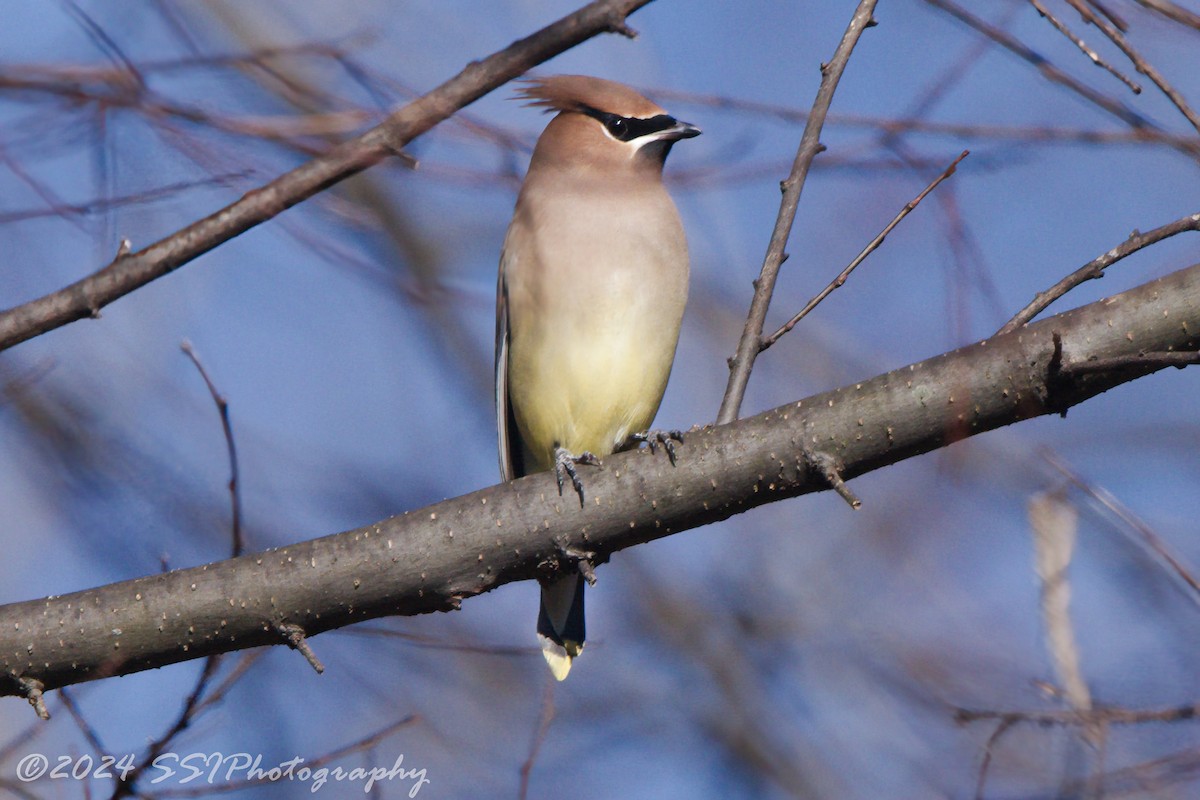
[496,251,520,482]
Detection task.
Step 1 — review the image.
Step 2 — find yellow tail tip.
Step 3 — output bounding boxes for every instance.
[539,635,583,681]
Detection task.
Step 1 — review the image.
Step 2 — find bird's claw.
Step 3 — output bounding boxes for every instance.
[628,429,684,466]
[554,447,601,505]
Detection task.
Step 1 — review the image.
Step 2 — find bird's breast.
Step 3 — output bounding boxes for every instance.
[503,184,689,467]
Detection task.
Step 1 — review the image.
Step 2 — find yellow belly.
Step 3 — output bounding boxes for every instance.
[508,309,675,472]
[501,179,688,473]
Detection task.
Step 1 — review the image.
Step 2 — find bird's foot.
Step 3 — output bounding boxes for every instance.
[625,429,684,465]
[554,447,602,505]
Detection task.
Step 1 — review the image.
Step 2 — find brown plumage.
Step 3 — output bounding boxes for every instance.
[516,75,666,118]
[496,75,699,679]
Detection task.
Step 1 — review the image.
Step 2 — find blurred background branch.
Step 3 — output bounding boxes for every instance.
[1,2,1199,798]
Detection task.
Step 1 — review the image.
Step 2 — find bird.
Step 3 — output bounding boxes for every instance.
[495,75,700,680]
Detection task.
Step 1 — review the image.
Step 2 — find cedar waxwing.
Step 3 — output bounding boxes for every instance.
[495,75,700,680]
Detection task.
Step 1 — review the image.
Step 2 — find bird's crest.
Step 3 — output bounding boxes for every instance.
[515,75,664,119]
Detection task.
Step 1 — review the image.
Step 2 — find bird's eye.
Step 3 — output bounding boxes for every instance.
[605,117,628,137]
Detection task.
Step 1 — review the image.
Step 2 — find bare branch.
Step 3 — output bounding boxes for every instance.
[1044,450,1200,605]
[653,89,1200,151]
[0,173,252,223]
[1134,0,1200,31]
[1064,0,1200,134]
[761,150,968,351]
[997,211,1200,334]
[1085,0,1130,32]
[277,622,326,674]
[0,0,658,353]
[111,655,222,799]
[114,342,248,800]
[181,340,244,557]
[191,650,268,717]
[1028,0,1142,92]
[58,687,108,757]
[518,679,556,800]
[1,261,1198,699]
[716,0,879,425]
[974,716,1018,800]
[957,702,1200,726]
[923,0,1200,162]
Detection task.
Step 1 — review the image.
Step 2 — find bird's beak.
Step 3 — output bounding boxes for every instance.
[663,120,702,141]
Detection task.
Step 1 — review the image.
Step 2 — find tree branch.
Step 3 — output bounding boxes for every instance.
[923,0,1200,162]
[1028,0,1142,94]
[760,149,968,351]
[0,0,655,353]
[997,211,1200,334]
[1063,0,1200,135]
[716,0,878,425]
[2,261,1199,702]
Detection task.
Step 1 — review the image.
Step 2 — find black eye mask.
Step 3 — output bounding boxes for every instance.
[581,106,680,142]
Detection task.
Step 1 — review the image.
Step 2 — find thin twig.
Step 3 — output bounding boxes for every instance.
[181,340,243,557]
[0,709,51,764]
[277,622,326,674]
[0,66,380,155]
[112,343,247,798]
[0,173,254,224]
[190,650,268,717]
[58,687,109,758]
[974,717,1017,800]
[63,0,146,90]
[805,450,862,509]
[717,0,879,425]
[997,212,1200,334]
[957,703,1200,726]
[923,0,1200,162]
[110,656,223,799]
[761,150,968,350]
[1028,0,1141,92]
[1064,0,1200,135]
[0,0,658,353]
[15,677,48,720]
[518,678,557,800]
[1134,0,1200,31]
[1062,744,1200,796]
[0,140,89,236]
[1086,0,1129,32]
[652,87,1199,151]
[1043,450,1200,606]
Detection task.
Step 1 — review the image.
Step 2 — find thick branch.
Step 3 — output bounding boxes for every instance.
[2,262,1198,700]
[0,0,654,353]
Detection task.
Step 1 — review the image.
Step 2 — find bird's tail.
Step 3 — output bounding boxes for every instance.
[537,574,585,680]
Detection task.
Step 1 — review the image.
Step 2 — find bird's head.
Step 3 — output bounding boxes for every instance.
[517,75,700,176]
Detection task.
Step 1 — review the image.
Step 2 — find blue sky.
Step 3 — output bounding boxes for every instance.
[1,1,1199,797]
